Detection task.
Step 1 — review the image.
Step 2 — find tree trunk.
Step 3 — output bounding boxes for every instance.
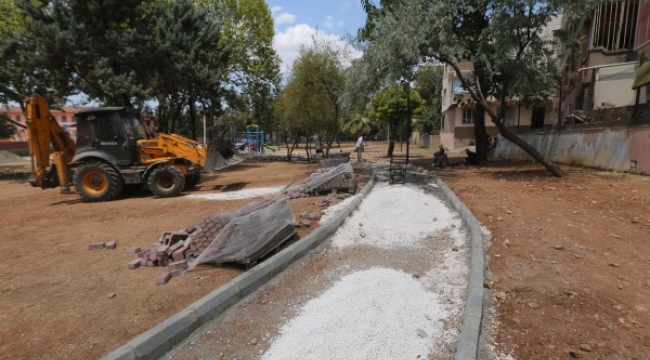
[188,84,197,141]
[492,118,565,177]
[305,137,312,162]
[474,105,488,161]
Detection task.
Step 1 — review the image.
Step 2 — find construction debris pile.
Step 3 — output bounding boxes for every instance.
[285,162,356,198]
[127,197,296,285]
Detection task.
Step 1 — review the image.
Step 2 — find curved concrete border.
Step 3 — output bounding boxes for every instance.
[431,176,485,360]
[101,172,377,360]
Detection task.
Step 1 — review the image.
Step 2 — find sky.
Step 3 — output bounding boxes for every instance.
[268,0,367,73]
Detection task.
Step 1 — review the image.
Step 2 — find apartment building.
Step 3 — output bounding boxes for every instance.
[0,105,79,143]
[560,0,650,120]
[439,16,562,149]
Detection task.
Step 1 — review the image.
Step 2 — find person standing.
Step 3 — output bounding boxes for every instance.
[355,133,364,162]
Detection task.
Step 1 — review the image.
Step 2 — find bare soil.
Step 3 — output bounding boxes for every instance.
[3,142,649,360]
[435,161,650,360]
[0,158,366,360]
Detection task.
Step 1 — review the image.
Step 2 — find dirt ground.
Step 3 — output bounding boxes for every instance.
[2,143,650,360]
[0,156,370,360]
[436,162,650,360]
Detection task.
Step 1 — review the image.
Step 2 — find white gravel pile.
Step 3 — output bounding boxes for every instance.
[330,183,463,249]
[0,151,26,164]
[185,186,284,200]
[261,268,447,360]
[319,193,359,224]
[261,181,470,360]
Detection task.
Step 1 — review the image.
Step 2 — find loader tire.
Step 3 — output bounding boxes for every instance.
[148,165,185,198]
[184,167,201,189]
[74,162,124,202]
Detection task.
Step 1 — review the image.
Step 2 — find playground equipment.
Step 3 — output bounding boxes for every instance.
[231,124,269,154]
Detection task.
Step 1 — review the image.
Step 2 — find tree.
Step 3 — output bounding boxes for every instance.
[6,0,162,106]
[0,0,25,104]
[367,85,423,142]
[357,0,591,176]
[152,0,231,140]
[199,0,281,133]
[0,114,17,139]
[275,42,346,160]
[415,66,443,134]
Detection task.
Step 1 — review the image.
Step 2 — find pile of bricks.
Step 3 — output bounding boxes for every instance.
[311,171,356,195]
[286,163,356,198]
[185,215,229,259]
[127,226,197,285]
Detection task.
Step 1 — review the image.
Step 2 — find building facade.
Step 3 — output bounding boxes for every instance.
[440,16,563,149]
[0,105,79,143]
[560,0,650,121]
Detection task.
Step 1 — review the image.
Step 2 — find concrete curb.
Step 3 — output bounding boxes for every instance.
[432,176,485,360]
[101,172,377,360]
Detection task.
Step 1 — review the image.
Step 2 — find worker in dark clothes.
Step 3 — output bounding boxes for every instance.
[432,146,448,168]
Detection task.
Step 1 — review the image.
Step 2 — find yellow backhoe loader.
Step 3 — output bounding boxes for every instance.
[25,94,237,202]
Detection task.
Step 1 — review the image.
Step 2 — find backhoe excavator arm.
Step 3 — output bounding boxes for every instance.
[138,133,207,168]
[25,95,77,190]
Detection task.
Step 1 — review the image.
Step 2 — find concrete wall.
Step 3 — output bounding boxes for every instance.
[415,134,440,149]
[495,126,650,174]
[441,133,455,149]
[594,63,645,108]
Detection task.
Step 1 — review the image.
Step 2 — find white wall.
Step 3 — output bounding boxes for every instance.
[594,64,646,108]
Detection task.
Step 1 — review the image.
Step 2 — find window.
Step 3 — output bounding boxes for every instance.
[462,108,475,124]
[62,115,67,123]
[591,0,639,52]
[15,115,21,123]
[502,107,516,126]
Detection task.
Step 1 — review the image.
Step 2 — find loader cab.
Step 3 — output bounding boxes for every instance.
[74,108,148,166]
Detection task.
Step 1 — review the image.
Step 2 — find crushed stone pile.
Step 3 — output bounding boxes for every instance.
[0,151,27,164]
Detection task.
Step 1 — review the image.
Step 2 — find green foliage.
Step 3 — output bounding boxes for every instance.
[415,66,443,134]
[359,0,592,121]
[152,0,231,138]
[274,41,345,157]
[6,0,163,105]
[198,0,281,133]
[0,114,17,139]
[1,0,280,143]
[355,0,587,175]
[367,85,422,135]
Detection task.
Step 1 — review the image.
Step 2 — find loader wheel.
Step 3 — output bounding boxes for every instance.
[184,167,201,189]
[74,162,124,202]
[148,165,185,198]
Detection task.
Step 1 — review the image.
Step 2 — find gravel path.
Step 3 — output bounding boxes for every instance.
[165,178,470,360]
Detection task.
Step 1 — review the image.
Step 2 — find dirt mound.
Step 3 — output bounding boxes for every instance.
[0,151,27,164]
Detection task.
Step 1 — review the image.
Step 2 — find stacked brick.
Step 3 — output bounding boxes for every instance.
[127,226,197,285]
[185,215,228,259]
[285,162,356,198]
[312,171,356,195]
[186,198,277,259]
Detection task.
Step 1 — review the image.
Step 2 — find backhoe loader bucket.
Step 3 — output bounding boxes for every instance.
[205,150,245,172]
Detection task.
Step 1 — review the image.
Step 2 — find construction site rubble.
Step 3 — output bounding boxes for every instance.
[285,162,356,198]
[127,197,296,285]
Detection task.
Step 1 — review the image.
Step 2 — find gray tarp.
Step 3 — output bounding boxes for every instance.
[188,197,296,267]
